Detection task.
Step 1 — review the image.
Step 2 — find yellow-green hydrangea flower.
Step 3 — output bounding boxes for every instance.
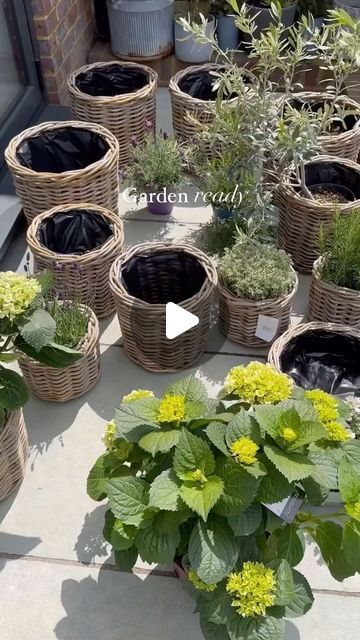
[278,425,298,443]
[305,389,339,423]
[187,568,216,592]
[325,421,350,442]
[346,500,360,522]
[230,437,259,465]
[102,421,133,459]
[157,394,185,422]
[103,419,116,450]
[226,562,276,618]
[192,468,207,483]
[122,389,154,403]
[224,362,293,405]
[0,272,40,321]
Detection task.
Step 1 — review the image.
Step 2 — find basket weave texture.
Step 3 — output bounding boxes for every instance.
[308,257,360,327]
[218,274,298,347]
[27,203,124,318]
[278,156,360,274]
[0,410,28,502]
[109,242,218,372]
[19,308,100,402]
[5,121,119,225]
[68,62,158,167]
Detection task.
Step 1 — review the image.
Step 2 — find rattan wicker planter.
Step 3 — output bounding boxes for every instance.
[308,257,360,327]
[109,242,217,372]
[27,203,124,318]
[278,156,360,274]
[0,410,28,502]
[19,308,100,402]
[218,274,298,347]
[68,62,158,167]
[5,121,119,225]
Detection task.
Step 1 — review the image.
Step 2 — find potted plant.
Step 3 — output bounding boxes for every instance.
[243,0,298,37]
[0,271,81,501]
[218,238,297,346]
[215,0,239,50]
[175,0,216,62]
[125,127,185,215]
[87,362,360,640]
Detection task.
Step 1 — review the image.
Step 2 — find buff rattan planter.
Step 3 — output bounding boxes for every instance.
[5,121,119,225]
[218,274,298,348]
[68,62,158,167]
[19,308,100,402]
[0,410,28,502]
[27,203,124,318]
[109,242,217,372]
[278,156,360,274]
[308,257,360,327]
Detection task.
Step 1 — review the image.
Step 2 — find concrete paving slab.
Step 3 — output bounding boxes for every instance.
[119,185,213,225]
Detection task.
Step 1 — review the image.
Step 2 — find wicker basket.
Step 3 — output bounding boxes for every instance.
[27,203,124,318]
[0,410,28,502]
[19,308,100,402]
[5,121,119,225]
[308,257,360,327]
[278,156,360,274]
[218,274,298,347]
[68,62,158,167]
[109,242,217,372]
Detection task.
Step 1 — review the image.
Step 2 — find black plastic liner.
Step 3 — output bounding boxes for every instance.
[121,250,207,304]
[93,0,110,42]
[300,162,360,199]
[17,127,109,173]
[38,210,113,255]
[280,329,360,396]
[178,68,237,101]
[290,97,358,132]
[75,64,149,97]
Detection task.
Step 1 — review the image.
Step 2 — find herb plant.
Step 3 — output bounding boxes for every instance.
[318,211,360,290]
[47,299,90,349]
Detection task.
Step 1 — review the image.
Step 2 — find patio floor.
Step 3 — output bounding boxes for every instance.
[0,89,360,640]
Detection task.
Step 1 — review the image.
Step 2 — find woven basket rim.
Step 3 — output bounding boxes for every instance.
[0,408,22,445]
[68,60,158,104]
[218,270,298,305]
[312,256,360,299]
[5,120,119,180]
[285,92,360,141]
[169,63,239,106]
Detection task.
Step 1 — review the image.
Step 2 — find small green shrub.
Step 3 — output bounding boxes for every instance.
[47,299,90,349]
[203,217,246,257]
[218,241,295,300]
[318,211,360,291]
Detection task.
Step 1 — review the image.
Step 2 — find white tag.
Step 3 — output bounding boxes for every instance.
[255,315,280,342]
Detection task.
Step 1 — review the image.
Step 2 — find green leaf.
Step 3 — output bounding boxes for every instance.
[237,534,260,566]
[277,525,305,567]
[0,353,18,363]
[307,444,339,490]
[148,469,181,511]
[135,524,180,564]
[189,517,238,584]
[271,559,295,606]
[284,570,314,618]
[200,615,231,640]
[227,615,285,640]
[114,546,138,572]
[197,586,235,625]
[103,510,135,551]
[342,519,360,574]
[254,404,283,440]
[139,429,180,456]
[15,335,82,368]
[87,453,112,501]
[302,478,330,506]
[0,367,29,410]
[205,422,229,455]
[342,440,360,466]
[214,459,259,517]
[20,309,56,351]
[180,476,224,521]
[312,521,353,581]
[264,445,314,483]
[165,375,207,403]
[226,409,260,446]
[338,458,360,503]
[107,476,150,525]
[288,421,328,451]
[257,462,295,504]
[114,397,161,442]
[173,428,215,480]
[228,504,263,537]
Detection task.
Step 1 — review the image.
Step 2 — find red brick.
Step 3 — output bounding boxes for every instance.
[33,8,58,37]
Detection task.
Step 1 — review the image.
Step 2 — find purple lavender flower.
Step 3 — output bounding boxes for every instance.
[145,120,153,130]
[130,134,139,147]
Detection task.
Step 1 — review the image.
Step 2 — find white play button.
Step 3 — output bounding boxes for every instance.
[166,302,199,340]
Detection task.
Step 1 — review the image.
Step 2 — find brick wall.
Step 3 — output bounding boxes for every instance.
[31,0,95,104]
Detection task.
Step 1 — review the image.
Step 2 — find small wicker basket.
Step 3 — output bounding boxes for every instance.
[27,203,124,318]
[308,257,360,327]
[5,121,119,225]
[19,308,100,402]
[109,242,217,372]
[218,274,298,348]
[68,62,158,167]
[0,410,28,502]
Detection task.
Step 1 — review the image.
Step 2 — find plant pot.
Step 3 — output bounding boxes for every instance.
[147,191,174,215]
[174,15,215,63]
[107,0,174,60]
[334,0,360,19]
[308,257,360,327]
[0,410,28,502]
[309,183,355,203]
[217,13,239,51]
[244,0,298,37]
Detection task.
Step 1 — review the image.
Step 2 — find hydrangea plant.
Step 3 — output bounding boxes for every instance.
[87,362,360,640]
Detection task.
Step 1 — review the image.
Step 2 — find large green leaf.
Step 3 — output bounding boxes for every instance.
[277,524,305,567]
[173,428,215,480]
[227,615,285,640]
[114,397,161,442]
[214,459,259,517]
[20,309,56,351]
[114,546,138,572]
[284,570,314,618]
[271,559,295,606]
[0,352,18,363]
[338,458,360,503]
[254,404,283,440]
[342,440,360,466]
[264,445,314,483]
[302,478,330,506]
[200,614,231,640]
[135,524,180,564]
[15,335,82,368]
[288,421,328,450]
[103,510,135,551]
[342,519,360,573]
[139,429,180,456]
[226,409,261,446]
[257,462,295,504]
[205,422,229,455]
[228,504,263,537]
[312,521,353,581]
[307,444,338,490]
[189,517,238,584]
[197,586,235,625]
[165,375,208,403]
[148,469,181,511]
[0,367,29,410]
[236,534,260,567]
[87,453,127,501]
[180,476,224,521]
[107,476,150,525]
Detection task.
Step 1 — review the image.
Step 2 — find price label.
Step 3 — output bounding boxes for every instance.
[264,493,304,524]
[255,315,280,342]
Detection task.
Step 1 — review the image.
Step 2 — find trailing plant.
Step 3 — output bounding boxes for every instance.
[318,210,360,290]
[87,361,360,640]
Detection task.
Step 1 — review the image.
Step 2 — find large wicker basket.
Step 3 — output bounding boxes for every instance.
[109,242,217,372]
[68,62,158,167]
[0,410,28,502]
[278,156,360,274]
[27,203,124,318]
[5,121,119,225]
[19,308,100,402]
[308,257,360,327]
[218,274,298,347]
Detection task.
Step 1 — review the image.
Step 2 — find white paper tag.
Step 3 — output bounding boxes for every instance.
[264,494,304,524]
[255,315,280,342]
